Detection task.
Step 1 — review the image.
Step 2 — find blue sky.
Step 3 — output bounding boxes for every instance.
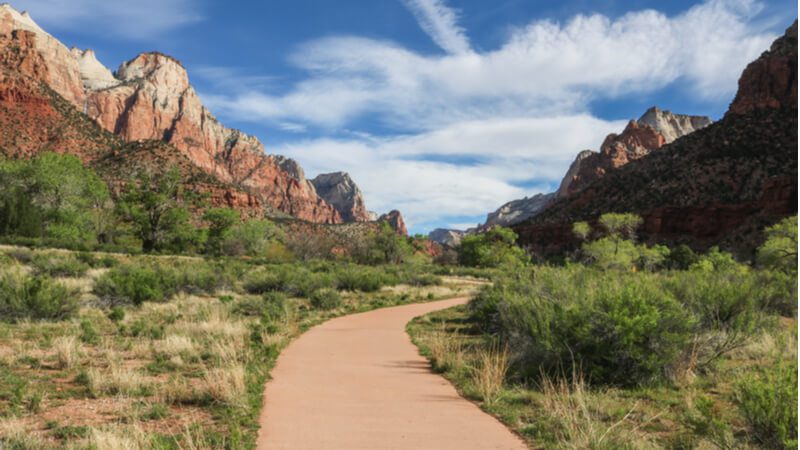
[11,0,797,234]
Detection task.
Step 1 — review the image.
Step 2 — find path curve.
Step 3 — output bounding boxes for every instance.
[256,297,527,450]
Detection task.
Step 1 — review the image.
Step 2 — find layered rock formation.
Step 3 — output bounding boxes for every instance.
[378,210,408,236]
[0,5,347,224]
[558,108,711,197]
[513,21,798,256]
[310,172,371,222]
[428,229,466,248]
[729,20,797,115]
[483,193,555,228]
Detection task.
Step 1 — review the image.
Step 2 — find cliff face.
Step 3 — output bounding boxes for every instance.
[0,5,344,224]
[483,193,555,228]
[310,172,371,222]
[378,210,408,236]
[513,21,798,256]
[729,20,798,115]
[559,108,712,198]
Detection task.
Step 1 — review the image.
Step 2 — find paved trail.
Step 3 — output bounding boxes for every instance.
[256,297,527,450]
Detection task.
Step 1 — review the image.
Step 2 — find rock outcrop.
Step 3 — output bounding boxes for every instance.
[559,108,711,197]
[378,210,408,236]
[310,172,371,222]
[428,229,466,248]
[513,21,798,256]
[0,5,348,224]
[483,193,555,228]
[729,20,797,115]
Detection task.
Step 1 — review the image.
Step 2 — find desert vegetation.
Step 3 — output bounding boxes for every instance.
[0,240,484,448]
[409,214,797,449]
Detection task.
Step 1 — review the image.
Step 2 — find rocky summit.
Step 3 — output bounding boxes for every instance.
[483,193,555,229]
[513,21,798,256]
[558,107,712,198]
[428,229,467,248]
[0,4,380,225]
[310,172,371,223]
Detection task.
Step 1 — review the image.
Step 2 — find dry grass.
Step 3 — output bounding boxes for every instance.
[472,343,509,404]
[202,365,246,407]
[427,329,465,372]
[0,417,47,449]
[153,335,196,358]
[87,364,150,397]
[538,371,655,450]
[53,335,82,369]
[90,424,151,450]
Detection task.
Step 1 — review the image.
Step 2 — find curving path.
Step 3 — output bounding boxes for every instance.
[256,297,527,450]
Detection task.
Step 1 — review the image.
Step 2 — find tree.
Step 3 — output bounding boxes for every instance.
[203,208,239,256]
[0,153,111,246]
[373,222,412,264]
[117,167,195,253]
[573,221,591,241]
[222,219,283,257]
[757,216,797,273]
[599,213,643,255]
[458,226,528,268]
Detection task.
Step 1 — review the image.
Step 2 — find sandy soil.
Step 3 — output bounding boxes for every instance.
[256,297,527,450]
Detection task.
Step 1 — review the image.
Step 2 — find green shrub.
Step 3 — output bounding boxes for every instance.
[0,271,79,321]
[93,262,169,305]
[474,267,694,386]
[737,359,797,449]
[79,319,100,344]
[242,265,335,297]
[458,227,529,268]
[30,253,90,277]
[309,288,342,310]
[107,306,125,322]
[335,265,387,292]
[93,260,229,305]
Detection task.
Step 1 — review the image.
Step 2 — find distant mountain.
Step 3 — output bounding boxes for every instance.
[428,229,467,247]
[0,4,386,225]
[558,108,712,198]
[478,107,711,231]
[513,21,798,256]
[310,172,371,223]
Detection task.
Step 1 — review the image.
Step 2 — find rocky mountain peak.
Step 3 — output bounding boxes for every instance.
[378,210,408,236]
[311,172,371,222]
[70,48,119,90]
[638,106,712,143]
[483,192,555,228]
[728,20,797,115]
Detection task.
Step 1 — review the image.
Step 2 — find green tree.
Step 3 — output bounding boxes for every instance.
[599,212,643,255]
[0,153,111,245]
[203,208,239,256]
[757,216,797,273]
[458,226,528,268]
[572,221,591,241]
[222,219,283,257]
[117,167,195,253]
[373,222,412,264]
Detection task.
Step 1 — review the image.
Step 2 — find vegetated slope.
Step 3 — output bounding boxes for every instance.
[0,23,269,217]
[0,5,350,224]
[513,20,798,256]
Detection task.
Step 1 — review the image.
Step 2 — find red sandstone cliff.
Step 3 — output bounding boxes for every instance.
[0,5,344,224]
[513,20,798,256]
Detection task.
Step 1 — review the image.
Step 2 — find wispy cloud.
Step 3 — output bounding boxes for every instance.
[10,0,202,39]
[198,0,782,232]
[402,0,472,54]
[206,0,777,131]
[275,115,626,230]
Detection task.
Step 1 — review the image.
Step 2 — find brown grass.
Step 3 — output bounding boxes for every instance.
[53,335,82,369]
[472,343,509,404]
[202,365,246,407]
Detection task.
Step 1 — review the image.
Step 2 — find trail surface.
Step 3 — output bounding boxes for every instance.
[256,297,527,450]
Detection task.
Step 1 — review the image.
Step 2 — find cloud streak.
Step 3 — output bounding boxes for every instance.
[10,0,202,39]
[205,0,776,131]
[402,0,472,54]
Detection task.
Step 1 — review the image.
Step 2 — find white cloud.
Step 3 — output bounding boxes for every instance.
[275,115,626,230]
[402,0,472,54]
[205,0,777,131]
[10,0,201,39]
[197,0,784,232]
